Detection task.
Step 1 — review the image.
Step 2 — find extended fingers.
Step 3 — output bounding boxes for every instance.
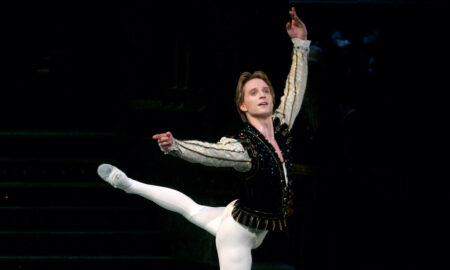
[153,132,172,139]
[289,7,303,23]
[152,132,172,147]
[152,134,163,139]
[289,7,296,18]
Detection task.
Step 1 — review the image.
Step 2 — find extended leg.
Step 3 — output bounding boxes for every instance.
[97,164,225,236]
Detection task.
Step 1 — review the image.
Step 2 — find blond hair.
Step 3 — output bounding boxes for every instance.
[235,71,276,123]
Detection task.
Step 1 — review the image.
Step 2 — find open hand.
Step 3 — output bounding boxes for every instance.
[286,7,307,40]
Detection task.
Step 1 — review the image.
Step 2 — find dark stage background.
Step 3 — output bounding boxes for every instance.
[0,0,445,269]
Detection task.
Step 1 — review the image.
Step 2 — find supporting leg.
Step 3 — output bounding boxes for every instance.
[215,202,268,270]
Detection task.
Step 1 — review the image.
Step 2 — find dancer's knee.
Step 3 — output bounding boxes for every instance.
[186,204,204,219]
[187,205,225,236]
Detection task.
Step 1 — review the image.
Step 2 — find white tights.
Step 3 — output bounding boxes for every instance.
[124,178,268,270]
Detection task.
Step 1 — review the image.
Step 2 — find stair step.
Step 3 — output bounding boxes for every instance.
[0,132,118,161]
[0,179,235,207]
[0,206,163,231]
[0,256,295,270]
[0,231,170,256]
[0,182,154,207]
[0,256,217,270]
[0,160,110,182]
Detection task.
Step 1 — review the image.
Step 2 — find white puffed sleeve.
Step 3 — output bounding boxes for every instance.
[273,38,311,130]
[160,136,252,173]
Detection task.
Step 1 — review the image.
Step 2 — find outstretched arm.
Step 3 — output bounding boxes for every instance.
[153,132,252,172]
[274,7,311,130]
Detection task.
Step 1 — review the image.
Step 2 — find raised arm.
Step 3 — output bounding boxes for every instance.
[274,7,310,130]
[153,132,252,172]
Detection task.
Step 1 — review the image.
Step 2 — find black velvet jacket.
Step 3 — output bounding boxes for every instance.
[231,116,294,231]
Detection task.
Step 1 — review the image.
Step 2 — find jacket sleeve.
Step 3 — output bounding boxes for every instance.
[273,38,311,131]
[159,136,252,173]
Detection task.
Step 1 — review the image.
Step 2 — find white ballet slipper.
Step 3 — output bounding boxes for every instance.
[97,164,132,190]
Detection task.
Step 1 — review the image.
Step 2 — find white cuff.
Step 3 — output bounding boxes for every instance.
[161,140,179,155]
[292,38,311,52]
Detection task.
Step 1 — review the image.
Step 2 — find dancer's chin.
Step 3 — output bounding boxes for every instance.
[247,113,273,122]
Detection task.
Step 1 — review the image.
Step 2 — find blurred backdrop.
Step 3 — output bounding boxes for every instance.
[0,0,444,269]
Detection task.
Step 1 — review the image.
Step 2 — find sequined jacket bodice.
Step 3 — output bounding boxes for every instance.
[231,117,294,231]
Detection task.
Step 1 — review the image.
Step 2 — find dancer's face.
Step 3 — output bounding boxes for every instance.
[240,78,274,119]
